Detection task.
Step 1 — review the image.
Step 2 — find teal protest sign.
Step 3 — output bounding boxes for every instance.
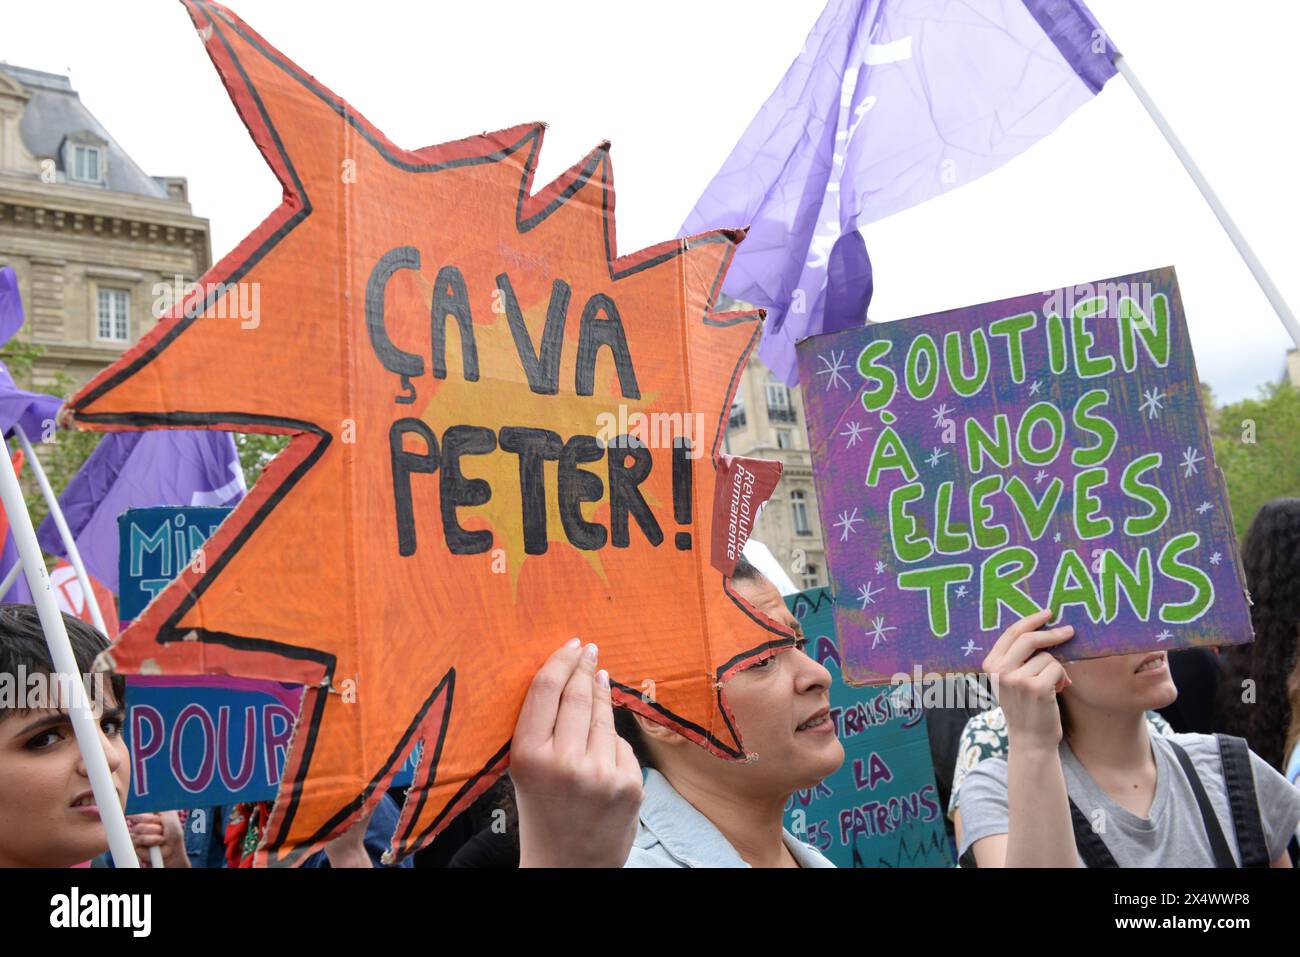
[795,268,1252,684]
[782,588,953,867]
[118,506,233,622]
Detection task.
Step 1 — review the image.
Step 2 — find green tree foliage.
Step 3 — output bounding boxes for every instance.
[1211,382,1300,541]
[235,432,290,488]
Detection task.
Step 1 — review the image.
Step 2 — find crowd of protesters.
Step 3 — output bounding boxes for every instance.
[2,500,1299,869]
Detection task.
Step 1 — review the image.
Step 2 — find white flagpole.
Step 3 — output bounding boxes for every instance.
[1116,55,1300,350]
[0,559,20,599]
[7,429,162,867]
[11,426,108,637]
[0,437,138,867]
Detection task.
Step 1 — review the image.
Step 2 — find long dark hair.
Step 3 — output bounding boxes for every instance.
[1285,658,1300,774]
[1215,499,1300,771]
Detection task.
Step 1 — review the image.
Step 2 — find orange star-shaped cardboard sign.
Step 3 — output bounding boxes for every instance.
[72,1,791,865]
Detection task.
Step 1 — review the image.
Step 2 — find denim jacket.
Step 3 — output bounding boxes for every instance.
[625,769,834,868]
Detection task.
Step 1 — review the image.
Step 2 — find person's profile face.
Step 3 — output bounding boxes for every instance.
[720,577,844,794]
[0,681,130,867]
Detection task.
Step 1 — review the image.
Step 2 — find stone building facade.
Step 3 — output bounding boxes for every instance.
[0,64,210,394]
[725,354,828,591]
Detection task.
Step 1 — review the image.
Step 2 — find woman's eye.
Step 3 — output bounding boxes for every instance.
[794,638,808,653]
[25,730,63,751]
[101,716,123,737]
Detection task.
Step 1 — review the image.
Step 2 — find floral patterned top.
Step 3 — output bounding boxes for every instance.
[948,707,1174,819]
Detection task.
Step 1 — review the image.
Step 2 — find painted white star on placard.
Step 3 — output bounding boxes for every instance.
[954,584,968,598]
[840,420,869,448]
[856,580,883,609]
[874,560,887,575]
[1053,532,1062,543]
[1033,469,1048,486]
[868,616,896,649]
[816,350,850,391]
[1196,501,1213,514]
[1180,447,1204,478]
[1139,387,1166,420]
[931,403,953,428]
[961,640,982,657]
[1156,629,1173,642]
[925,447,948,468]
[1209,552,1222,566]
[1029,380,1043,396]
[833,507,862,541]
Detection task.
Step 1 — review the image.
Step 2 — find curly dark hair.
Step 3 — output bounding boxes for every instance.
[1214,499,1300,771]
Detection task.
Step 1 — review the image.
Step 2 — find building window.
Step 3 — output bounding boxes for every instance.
[776,429,792,450]
[72,145,103,184]
[801,563,820,591]
[97,288,130,342]
[791,489,810,536]
[728,395,746,430]
[766,373,796,423]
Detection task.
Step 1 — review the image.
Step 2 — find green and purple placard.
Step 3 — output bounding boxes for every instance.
[796,267,1252,686]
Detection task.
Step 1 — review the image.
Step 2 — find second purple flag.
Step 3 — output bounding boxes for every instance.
[682,0,1119,385]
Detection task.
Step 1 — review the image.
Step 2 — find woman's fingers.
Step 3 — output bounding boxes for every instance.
[514,638,583,750]
[128,814,163,844]
[587,668,618,764]
[1033,659,1069,694]
[614,733,639,775]
[1002,625,1074,671]
[1017,650,1062,680]
[553,643,600,754]
[1008,651,1069,697]
[983,608,1055,671]
[1050,664,1072,694]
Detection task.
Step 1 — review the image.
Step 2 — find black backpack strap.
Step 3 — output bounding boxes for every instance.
[1069,798,1119,868]
[1167,739,1237,868]
[1216,734,1270,868]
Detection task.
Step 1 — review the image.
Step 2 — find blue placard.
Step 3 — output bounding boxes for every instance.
[124,676,418,813]
[117,506,233,621]
[124,676,302,813]
[782,587,954,867]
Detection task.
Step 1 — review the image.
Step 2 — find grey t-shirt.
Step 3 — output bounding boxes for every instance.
[958,730,1300,866]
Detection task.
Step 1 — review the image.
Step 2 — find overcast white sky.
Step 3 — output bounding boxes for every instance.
[4,0,1296,403]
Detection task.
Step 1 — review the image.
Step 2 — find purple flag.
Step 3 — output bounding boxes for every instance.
[0,267,61,440]
[25,429,246,596]
[1,266,60,602]
[682,0,1118,385]
[0,266,25,346]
